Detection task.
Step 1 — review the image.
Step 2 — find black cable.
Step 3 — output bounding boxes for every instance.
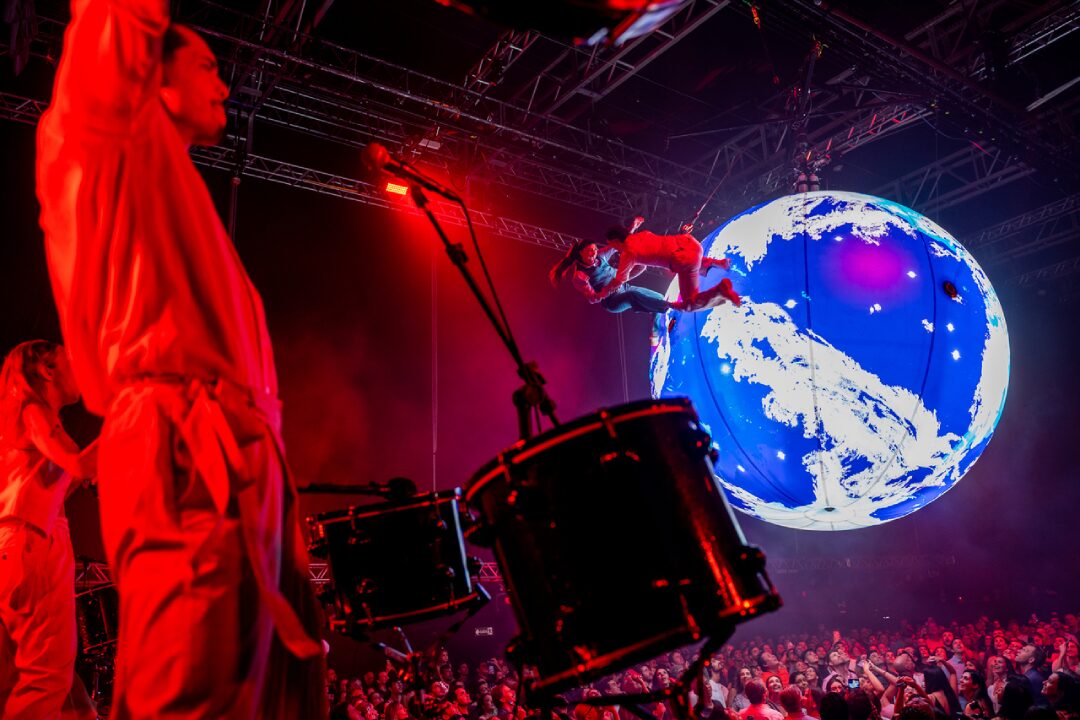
[456,197,518,356]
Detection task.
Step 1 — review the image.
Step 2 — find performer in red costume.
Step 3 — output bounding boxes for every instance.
[0,341,96,720]
[598,221,741,311]
[36,4,325,717]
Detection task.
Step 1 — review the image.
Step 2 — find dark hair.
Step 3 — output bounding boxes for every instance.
[0,340,61,448]
[819,691,849,720]
[998,677,1034,720]
[733,667,753,693]
[548,239,596,287]
[1052,671,1080,714]
[745,679,767,705]
[780,687,804,714]
[163,23,194,62]
[897,704,934,720]
[604,225,629,242]
[923,667,960,715]
[844,689,879,720]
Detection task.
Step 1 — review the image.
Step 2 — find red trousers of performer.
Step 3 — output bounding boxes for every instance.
[667,235,705,302]
[98,380,324,719]
[0,518,76,720]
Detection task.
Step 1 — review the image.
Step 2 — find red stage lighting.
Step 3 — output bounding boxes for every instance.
[385,182,409,196]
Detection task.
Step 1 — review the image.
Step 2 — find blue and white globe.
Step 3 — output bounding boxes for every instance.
[650,191,1010,530]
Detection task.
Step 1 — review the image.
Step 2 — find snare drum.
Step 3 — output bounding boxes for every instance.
[76,583,119,655]
[307,489,486,636]
[466,398,781,697]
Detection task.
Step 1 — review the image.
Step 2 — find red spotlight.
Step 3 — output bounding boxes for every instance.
[385,182,409,196]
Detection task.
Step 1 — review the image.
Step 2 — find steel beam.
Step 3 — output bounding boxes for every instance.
[872,143,1034,216]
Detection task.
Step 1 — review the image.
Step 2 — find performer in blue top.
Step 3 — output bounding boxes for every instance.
[549,239,677,315]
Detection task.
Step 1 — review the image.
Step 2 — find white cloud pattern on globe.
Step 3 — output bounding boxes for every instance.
[649,191,1010,530]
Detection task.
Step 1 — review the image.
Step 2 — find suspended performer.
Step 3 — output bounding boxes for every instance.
[550,239,682,348]
[36,3,326,717]
[597,219,741,312]
[0,341,96,720]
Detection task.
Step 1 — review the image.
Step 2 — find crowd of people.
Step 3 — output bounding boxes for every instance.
[326,612,1080,720]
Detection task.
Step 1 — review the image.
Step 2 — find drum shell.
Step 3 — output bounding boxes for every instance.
[307,490,480,635]
[467,398,780,695]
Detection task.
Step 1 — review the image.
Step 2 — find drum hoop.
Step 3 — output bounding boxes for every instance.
[529,625,692,695]
[349,489,461,520]
[525,590,779,695]
[465,402,691,502]
[345,590,484,628]
[306,489,462,528]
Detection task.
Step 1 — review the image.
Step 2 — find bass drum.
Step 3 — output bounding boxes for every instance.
[307,489,486,636]
[466,398,781,697]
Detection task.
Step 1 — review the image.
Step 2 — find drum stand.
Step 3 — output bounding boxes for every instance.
[374,591,489,705]
[409,184,559,439]
[572,631,732,720]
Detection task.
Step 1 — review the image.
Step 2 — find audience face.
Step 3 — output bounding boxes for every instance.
[827,678,846,694]
[1042,674,1061,704]
[768,676,784,694]
[892,652,915,676]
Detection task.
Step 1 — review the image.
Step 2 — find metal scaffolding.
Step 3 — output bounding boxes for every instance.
[966,191,1080,263]
[506,0,731,122]
[872,143,1035,217]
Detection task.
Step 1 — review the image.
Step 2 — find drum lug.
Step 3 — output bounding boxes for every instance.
[736,545,767,573]
[357,578,379,595]
[683,425,718,462]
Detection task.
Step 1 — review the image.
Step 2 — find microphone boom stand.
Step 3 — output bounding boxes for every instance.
[409,183,558,439]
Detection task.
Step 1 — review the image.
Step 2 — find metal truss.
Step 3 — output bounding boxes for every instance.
[969,1,1080,80]
[700,99,932,215]
[769,554,957,573]
[76,559,501,588]
[1011,253,1080,287]
[965,191,1080,263]
[179,2,713,197]
[85,555,963,588]
[0,91,47,126]
[13,2,711,219]
[872,143,1035,217]
[508,0,731,122]
[0,90,591,254]
[903,0,1018,64]
[778,0,1078,182]
[460,29,541,105]
[75,561,113,588]
[189,145,590,252]
[746,102,932,200]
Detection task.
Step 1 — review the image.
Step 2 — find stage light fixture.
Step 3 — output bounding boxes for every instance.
[385,182,409,196]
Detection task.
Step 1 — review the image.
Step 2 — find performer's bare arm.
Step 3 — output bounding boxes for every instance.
[50,0,169,132]
[22,404,96,480]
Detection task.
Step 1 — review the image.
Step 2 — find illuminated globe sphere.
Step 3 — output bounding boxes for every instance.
[650,191,1010,530]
